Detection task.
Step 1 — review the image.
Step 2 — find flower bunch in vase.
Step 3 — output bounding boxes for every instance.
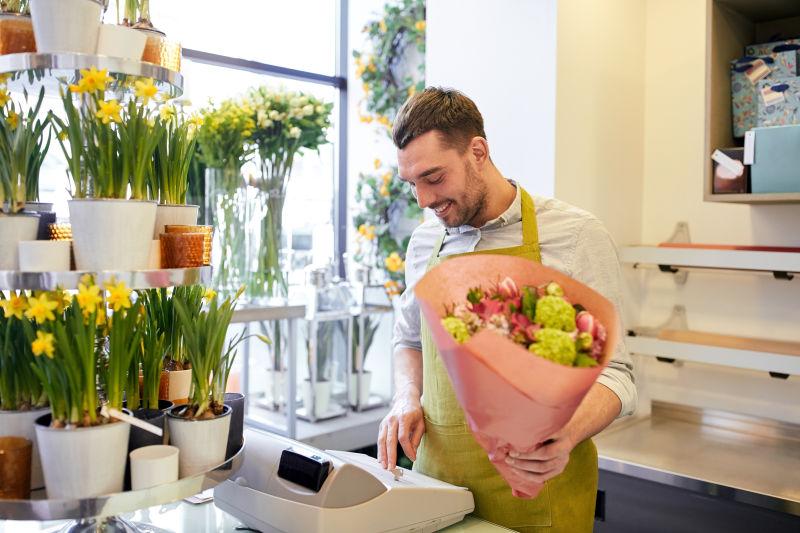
[243,86,333,302]
[196,98,254,295]
[52,68,171,271]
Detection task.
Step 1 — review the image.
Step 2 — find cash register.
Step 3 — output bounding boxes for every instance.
[214,428,475,533]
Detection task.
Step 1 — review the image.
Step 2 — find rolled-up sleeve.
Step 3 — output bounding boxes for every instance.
[391,225,431,352]
[568,218,637,418]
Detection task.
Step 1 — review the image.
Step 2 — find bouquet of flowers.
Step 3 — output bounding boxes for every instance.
[415,255,620,498]
[442,280,606,368]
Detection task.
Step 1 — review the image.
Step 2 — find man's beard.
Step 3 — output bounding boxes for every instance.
[444,162,487,228]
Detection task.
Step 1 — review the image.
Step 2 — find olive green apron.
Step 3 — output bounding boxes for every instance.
[413,188,598,532]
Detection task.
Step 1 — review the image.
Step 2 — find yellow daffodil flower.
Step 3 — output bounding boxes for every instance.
[76,283,103,316]
[105,281,132,312]
[53,289,72,314]
[204,288,217,301]
[24,293,58,324]
[0,73,11,83]
[7,110,19,130]
[379,19,387,33]
[159,104,176,122]
[0,293,27,319]
[31,331,55,359]
[96,99,122,124]
[0,88,9,107]
[373,158,382,170]
[382,172,392,184]
[415,20,426,32]
[79,67,113,93]
[377,115,391,127]
[188,114,204,128]
[359,114,373,124]
[385,252,405,273]
[134,78,158,105]
[408,85,416,97]
[384,280,401,297]
[96,308,107,327]
[58,130,68,141]
[379,184,389,197]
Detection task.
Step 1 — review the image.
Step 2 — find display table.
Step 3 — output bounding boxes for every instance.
[0,496,512,532]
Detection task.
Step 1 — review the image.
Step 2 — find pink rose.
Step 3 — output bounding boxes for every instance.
[497,277,520,299]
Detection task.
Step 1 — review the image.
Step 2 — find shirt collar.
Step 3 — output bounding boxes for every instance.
[444,181,521,235]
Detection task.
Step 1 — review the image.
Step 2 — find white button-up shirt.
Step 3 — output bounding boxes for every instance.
[392,185,637,417]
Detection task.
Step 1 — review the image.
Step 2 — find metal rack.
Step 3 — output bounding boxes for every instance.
[0,266,212,291]
[0,52,183,97]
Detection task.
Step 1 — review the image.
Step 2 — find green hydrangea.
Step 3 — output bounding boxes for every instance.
[534,295,576,332]
[529,328,577,366]
[442,316,471,344]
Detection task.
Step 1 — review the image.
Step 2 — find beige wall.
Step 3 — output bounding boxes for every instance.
[636,0,800,423]
[554,0,647,247]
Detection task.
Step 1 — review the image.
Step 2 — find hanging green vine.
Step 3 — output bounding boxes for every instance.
[353,0,426,132]
[351,0,426,297]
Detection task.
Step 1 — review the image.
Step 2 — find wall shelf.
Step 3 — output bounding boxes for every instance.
[627,333,800,376]
[619,246,800,278]
[705,192,800,204]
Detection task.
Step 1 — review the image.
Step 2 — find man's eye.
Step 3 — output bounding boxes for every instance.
[429,175,444,185]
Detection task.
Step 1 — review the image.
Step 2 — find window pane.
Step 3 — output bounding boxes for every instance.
[146,0,337,75]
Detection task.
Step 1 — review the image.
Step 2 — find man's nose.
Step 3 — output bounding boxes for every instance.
[415,184,433,209]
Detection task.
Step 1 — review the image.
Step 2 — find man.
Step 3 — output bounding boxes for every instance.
[377,88,636,532]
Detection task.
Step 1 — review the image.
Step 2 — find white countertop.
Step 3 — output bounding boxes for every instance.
[4,495,511,533]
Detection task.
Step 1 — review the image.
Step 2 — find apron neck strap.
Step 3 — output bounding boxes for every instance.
[427,186,537,269]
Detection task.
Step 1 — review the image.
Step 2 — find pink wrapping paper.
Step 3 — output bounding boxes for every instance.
[415,254,620,498]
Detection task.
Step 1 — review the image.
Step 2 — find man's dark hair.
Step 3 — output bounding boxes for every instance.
[392,87,487,151]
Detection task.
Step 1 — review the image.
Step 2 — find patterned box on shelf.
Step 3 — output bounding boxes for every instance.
[750,124,800,194]
[731,52,798,137]
[745,39,800,59]
[756,76,800,128]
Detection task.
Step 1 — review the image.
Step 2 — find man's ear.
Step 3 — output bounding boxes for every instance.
[470,137,490,168]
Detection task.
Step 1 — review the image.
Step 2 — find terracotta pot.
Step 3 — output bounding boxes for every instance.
[158,369,192,405]
[0,436,32,499]
[0,407,48,491]
[139,27,181,71]
[0,13,35,55]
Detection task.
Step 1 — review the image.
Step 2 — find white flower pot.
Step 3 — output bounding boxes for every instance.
[68,198,156,271]
[302,380,331,418]
[0,408,49,491]
[148,239,161,269]
[129,445,179,491]
[153,204,200,239]
[348,371,373,407]
[18,240,71,272]
[35,414,130,499]
[167,405,231,478]
[29,0,102,54]
[159,369,192,404]
[96,23,147,60]
[0,213,39,270]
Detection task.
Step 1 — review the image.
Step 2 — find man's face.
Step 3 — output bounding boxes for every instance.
[397,131,488,228]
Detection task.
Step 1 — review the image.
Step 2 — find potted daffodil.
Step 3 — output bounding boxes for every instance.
[0,290,51,491]
[53,69,164,271]
[29,281,135,499]
[0,87,50,270]
[96,0,147,60]
[29,0,103,54]
[168,287,266,477]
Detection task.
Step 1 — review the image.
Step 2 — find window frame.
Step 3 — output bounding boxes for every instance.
[182,0,349,277]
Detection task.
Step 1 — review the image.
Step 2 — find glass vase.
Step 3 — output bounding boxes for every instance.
[205,165,248,297]
[247,187,288,303]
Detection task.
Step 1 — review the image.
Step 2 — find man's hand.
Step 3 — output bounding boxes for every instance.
[504,427,576,485]
[377,391,425,470]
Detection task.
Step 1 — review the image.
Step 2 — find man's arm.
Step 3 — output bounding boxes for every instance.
[377,346,426,470]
